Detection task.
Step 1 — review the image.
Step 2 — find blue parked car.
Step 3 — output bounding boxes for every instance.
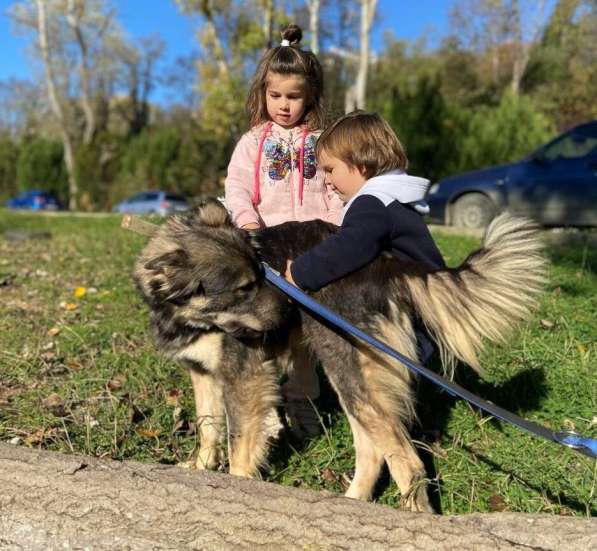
[5,190,63,211]
[112,190,190,216]
[426,120,597,228]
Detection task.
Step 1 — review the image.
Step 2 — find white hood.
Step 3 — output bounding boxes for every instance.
[341,170,430,223]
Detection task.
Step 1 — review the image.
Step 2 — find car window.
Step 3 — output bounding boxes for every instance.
[544,130,597,161]
[128,193,148,203]
[145,193,159,201]
[165,193,186,202]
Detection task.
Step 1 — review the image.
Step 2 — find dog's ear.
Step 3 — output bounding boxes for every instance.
[144,248,189,276]
[193,198,232,228]
[142,248,204,302]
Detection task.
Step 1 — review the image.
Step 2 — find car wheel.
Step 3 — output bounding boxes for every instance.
[451,193,495,229]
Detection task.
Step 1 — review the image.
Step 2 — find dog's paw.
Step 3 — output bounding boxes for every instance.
[263,407,283,440]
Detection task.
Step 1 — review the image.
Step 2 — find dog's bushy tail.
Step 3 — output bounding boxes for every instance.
[402,214,546,375]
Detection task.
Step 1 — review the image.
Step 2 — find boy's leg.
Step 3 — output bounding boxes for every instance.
[282,328,321,438]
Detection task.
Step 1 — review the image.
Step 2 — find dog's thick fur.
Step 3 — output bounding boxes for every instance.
[134,199,545,512]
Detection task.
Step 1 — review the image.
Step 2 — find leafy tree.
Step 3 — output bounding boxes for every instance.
[383,73,458,182]
[451,91,554,173]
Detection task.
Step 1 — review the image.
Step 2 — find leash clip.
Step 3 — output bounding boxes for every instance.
[263,263,281,277]
[554,430,597,459]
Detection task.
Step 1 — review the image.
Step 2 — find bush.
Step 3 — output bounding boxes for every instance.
[15,138,67,202]
[451,92,555,174]
[0,136,19,201]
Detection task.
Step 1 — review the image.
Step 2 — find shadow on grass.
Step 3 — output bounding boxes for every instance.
[546,233,597,276]
[414,362,550,513]
[268,360,552,514]
[459,443,595,515]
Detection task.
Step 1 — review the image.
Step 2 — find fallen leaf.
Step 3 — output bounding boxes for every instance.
[540,319,554,330]
[42,393,63,408]
[488,494,507,512]
[66,359,84,371]
[60,301,78,311]
[73,286,86,298]
[136,427,161,439]
[320,468,339,483]
[165,389,182,406]
[24,428,58,446]
[107,373,126,390]
[47,327,61,337]
[577,343,587,357]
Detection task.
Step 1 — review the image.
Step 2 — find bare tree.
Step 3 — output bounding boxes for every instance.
[0,79,47,139]
[262,0,275,48]
[35,0,79,209]
[306,0,321,54]
[510,0,548,94]
[9,0,126,209]
[345,0,377,112]
[449,0,549,94]
[112,35,164,136]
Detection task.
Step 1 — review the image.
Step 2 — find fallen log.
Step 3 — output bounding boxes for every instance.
[0,444,594,550]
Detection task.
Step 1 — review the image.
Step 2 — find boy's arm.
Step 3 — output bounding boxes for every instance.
[224,133,261,228]
[290,195,390,291]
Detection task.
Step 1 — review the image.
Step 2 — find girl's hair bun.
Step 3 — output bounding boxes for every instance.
[280,24,302,46]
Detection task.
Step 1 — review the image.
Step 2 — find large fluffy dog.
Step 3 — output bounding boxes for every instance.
[134,199,545,512]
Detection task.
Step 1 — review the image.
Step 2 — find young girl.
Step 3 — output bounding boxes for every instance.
[225,24,343,437]
[225,23,343,229]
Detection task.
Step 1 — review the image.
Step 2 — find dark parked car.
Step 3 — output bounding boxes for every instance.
[5,189,63,211]
[112,190,190,216]
[426,120,597,228]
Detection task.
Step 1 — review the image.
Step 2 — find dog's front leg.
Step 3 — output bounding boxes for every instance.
[189,367,226,470]
[224,357,282,478]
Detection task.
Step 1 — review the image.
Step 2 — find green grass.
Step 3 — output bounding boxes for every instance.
[0,210,595,516]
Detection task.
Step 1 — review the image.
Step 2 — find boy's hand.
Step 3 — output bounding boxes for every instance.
[241,222,260,230]
[284,260,297,287]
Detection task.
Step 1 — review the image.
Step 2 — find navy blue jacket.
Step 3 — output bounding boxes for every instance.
[291,194,445,291]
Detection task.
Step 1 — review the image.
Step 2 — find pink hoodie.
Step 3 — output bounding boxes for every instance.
[225,122,343,228]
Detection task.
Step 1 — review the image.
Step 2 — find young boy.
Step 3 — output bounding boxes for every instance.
[285,111,444,295]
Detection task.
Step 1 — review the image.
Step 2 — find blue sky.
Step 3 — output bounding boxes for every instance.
[0,0,452,103]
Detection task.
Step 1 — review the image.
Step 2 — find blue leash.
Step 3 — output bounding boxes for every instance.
[263,264,597,460]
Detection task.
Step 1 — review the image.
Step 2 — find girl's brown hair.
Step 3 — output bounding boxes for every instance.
[316,111,408,178]
[246,24,325,131]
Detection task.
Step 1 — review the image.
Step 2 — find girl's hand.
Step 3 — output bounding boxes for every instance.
[284,260,297,286]
[241,222,260,230]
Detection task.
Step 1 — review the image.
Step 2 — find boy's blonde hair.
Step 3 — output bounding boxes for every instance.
[316,111,408,178]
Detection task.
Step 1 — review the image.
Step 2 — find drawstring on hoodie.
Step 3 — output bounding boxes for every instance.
[297,126,308,206]
[253,122,308,207]
[252,121,273,206]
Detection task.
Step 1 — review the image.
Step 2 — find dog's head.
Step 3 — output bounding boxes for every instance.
[135,199,289,339]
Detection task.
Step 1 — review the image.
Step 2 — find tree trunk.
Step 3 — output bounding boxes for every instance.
[200,0,230,79]
[355,0,377,109]
[306,0,320,54]
[263,0,274,48]
[66,0,96,146]
[509,0,546,95]
[1,444,595,550]
[36,0,78,210]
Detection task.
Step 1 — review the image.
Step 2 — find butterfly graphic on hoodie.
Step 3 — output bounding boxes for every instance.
[263,135,317,182]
